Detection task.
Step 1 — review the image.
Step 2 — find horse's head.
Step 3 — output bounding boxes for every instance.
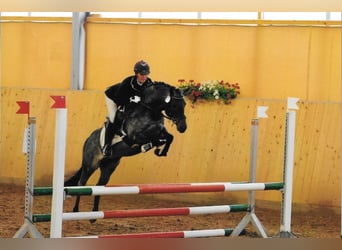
[164,87,187,133]
[143,82,187,133]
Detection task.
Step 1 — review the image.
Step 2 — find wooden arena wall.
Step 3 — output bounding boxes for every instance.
[1,88,340,207]
[0,18,341,207]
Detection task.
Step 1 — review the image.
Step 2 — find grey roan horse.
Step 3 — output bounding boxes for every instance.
[64,81,187,219]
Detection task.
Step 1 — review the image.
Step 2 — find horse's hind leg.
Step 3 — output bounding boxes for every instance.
[71,165,97,212]
[91,142,140,212]
[71,166,97,212]
[90,158,120,223]
[92,143,140,212]
[72,129,102,212]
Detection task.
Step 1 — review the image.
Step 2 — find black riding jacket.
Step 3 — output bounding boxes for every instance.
[105,75,153,107]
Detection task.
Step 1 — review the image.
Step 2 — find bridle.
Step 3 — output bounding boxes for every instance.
[139,86,186,124]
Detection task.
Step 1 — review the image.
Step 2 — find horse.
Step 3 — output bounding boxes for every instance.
[64,81,187,219]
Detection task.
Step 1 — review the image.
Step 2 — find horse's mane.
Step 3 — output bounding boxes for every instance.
[152,81,183,97]
[153,81,172,89]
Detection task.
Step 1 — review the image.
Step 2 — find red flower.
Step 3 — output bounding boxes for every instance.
[178,79,241,106]
[194,90,201,97]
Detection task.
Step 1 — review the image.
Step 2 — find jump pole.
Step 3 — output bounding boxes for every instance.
[41,103,293,238]
[63,182,283,196]
[69,228,235,238]
[13,103,43,238]
[32,204,249,222]
[49,96,67,238]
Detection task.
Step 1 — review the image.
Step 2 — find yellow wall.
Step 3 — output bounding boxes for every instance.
[1,18,341,101]
[84,22,341,102]
[0,18,341,207]
[0,88,340,207]
[1,19,72,89]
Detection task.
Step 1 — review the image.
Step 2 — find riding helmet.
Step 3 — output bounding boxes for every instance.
[134,60,150,75]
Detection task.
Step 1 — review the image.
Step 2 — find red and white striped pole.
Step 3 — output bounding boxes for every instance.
[70,228,234,238]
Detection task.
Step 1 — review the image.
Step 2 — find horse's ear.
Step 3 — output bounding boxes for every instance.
[165,95,171,103]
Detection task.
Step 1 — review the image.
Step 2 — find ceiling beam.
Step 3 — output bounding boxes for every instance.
[1,0,341,11]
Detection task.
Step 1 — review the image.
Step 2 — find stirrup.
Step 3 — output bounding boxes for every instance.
[102,144,112,156]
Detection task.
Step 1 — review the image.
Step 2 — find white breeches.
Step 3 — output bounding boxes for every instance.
[105,96,117,123]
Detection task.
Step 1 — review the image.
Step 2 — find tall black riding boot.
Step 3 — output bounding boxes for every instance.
[102,121,116,156]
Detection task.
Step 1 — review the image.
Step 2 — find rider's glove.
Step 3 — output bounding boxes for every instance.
[130,96,141,103]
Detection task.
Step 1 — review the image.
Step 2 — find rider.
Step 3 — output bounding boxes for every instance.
[102,60,153,156]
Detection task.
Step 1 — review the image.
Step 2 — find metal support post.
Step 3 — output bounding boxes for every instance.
[231,118,268,238]
[14,117,43,238]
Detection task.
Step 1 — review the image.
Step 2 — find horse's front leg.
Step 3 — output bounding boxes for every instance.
[154,129,174,157]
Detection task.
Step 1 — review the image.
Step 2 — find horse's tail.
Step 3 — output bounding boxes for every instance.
[64,167,82,186]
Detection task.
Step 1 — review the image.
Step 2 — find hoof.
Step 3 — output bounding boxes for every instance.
[90,219,97,224]
[154,149,167,157]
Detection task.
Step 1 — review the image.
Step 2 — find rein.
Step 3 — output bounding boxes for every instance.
[127,82,186,124]
[138,100,173,121]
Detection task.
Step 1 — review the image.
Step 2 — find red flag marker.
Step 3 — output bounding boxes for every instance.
[50,96,66,109]
[16,101,30,116]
